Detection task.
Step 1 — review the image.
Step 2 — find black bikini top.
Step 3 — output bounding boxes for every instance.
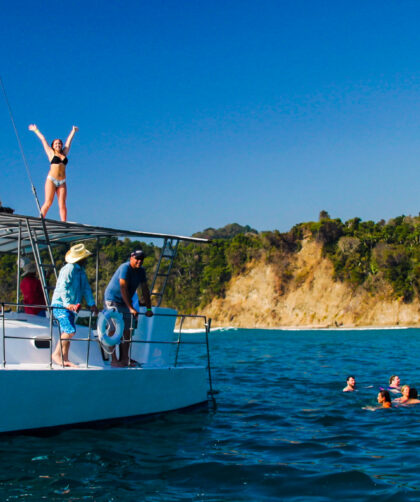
[50,155,68,165]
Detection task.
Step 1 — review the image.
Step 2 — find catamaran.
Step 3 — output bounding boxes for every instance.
[0,212,216,434]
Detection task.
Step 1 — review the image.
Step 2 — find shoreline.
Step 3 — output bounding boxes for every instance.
[180,324,419,333]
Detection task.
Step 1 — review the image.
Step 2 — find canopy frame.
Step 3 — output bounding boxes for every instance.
[0,212,210,307]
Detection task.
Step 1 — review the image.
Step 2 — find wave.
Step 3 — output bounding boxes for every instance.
[176,326,239,333]
[276,325,411,331]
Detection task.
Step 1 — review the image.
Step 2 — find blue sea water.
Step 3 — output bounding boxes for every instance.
[2,327,420,501]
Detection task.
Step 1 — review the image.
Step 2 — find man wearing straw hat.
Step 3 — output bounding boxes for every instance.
[51,243,98,367]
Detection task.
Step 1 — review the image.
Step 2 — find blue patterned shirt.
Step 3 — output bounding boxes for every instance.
[51,263,95,308]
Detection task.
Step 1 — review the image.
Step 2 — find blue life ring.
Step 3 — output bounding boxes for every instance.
[97,309,124,347]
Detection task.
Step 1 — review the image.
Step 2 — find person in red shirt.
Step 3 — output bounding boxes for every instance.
[20,263,46,316]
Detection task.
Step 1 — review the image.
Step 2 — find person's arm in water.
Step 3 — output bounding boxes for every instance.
[63,126,78,155]
[140,281,153,317]
[120,278,138,317]
[28,124,54,160]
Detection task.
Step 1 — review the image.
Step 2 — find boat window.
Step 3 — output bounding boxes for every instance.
[34,338,50,349]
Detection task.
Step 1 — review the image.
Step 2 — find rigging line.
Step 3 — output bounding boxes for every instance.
[0,76,42,214]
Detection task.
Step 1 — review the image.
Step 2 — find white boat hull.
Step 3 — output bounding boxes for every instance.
[0,214,215,434]
[0,366,208,433]
[0,308,212,433]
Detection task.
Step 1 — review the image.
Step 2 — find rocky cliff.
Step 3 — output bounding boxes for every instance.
[201,239,420,328]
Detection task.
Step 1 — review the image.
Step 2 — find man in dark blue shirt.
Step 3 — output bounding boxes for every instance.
[104,249,153,367]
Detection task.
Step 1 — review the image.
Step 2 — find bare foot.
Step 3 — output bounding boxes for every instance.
[52,355,64,366]
[63,360,78,368]
[52,355,77,367]
[111,360,126,368]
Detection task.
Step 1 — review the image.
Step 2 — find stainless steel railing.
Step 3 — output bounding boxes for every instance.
[0,302,215,401]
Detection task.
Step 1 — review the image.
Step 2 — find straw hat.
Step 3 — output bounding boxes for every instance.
[22,262,36,277]
[65,243,92,264]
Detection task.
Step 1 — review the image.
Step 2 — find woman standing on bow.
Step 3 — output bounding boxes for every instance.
[29,124,78,221]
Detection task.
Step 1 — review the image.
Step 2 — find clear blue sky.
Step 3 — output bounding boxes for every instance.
[1,1,420,236]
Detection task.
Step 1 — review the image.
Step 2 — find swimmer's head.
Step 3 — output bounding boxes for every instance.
[346,376,356,387]
[389,375,400,386]
[378,390,391,403]
[401,385,410,397]
[409,387,418,399]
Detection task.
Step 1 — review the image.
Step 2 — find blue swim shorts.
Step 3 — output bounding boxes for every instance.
[52,305,76,334]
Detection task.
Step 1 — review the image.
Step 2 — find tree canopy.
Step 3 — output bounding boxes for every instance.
[2,215,420,312]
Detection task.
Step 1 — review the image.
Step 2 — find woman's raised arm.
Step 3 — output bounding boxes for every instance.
[28,124,53,159]
[63,126,78,154]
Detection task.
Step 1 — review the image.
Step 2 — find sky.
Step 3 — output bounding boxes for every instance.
[1,0,420,237]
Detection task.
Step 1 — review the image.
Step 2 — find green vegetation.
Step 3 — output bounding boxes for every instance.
[165,233,265,310]
[166,215,420,307]
[192,223,258,239]
[2,216,420,313]
[294,213,420,302]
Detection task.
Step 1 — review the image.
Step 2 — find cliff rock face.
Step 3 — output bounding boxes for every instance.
[202,239,420,328]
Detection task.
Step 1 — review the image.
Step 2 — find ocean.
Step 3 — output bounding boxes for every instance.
[2,327,420,501]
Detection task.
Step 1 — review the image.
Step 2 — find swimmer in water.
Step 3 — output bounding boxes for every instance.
[407,387,420,404]
[394,385,410,404]
[388,375,401,393]
[395,386,420,405]
[343,376,356,392]
[363,389,392,410]
[378,390,392,408]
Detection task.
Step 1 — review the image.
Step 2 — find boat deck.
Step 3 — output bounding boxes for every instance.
[1,363,204,371]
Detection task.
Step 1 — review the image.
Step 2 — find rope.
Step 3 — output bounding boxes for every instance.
[0,76,42,214]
